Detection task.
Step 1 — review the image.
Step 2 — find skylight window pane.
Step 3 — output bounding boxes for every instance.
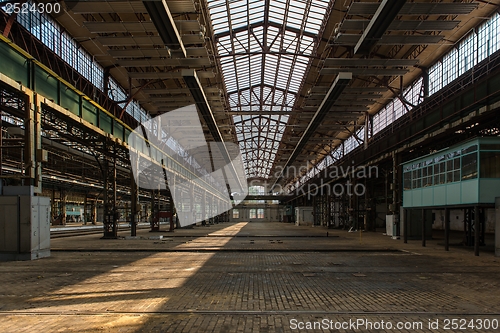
[207,0,330,178]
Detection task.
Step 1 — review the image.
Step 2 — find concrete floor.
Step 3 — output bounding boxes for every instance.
[1,222,499,332]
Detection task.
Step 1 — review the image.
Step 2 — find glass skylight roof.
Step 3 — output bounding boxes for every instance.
[207,0,331,179]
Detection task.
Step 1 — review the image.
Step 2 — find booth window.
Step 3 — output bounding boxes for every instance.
[461,153,478,180]
[422,165,433,187]
[480,152,500,178]
[412,169,421,189]
[446,158,460,183]
[403,172,411,190]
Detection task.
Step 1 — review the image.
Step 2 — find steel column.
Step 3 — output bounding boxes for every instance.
[91,200,97,225]
[444,208,450,251]
[474,206,480,256]
[150,189,160,232]
[23,89,35,186]
[84,194,88,225]
[169,195,175,232]
[61,189,66,226]
[102,143,118,239]
[421,208,426,247]
[403,208,408,243]
[130,170,138,237]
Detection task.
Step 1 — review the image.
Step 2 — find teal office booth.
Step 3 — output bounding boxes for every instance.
[402,137,500,253]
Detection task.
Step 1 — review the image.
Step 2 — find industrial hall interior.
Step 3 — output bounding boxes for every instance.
[1,0,500,332]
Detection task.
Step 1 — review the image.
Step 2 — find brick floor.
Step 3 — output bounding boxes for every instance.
[1,222,499,332]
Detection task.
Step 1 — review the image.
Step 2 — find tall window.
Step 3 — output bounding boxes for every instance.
[429,60,443,95]
[480,152,500,178]
[248,186,265,195]
[459,33,477,75]
[257,208,264,219]
[446,158,461,183]
[3,0,159,118]
[462,153,478,180]
[232,209,239,219]
[249,209,257,219]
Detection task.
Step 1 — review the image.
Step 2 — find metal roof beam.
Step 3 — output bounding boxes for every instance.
[117,58,211,67]
[143,0,187,57]
[347,2,478,16]
[128,71,215,79]
[324,58,418,67]
[271,72,352,190]
[182,69,245,192]
[321,68,408,76]
[142,87,220,94]
[354,0,407,55]
[334,34,444,45]
[341,20,460,31]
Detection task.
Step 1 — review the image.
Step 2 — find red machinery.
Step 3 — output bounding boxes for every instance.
[150,211,173,232]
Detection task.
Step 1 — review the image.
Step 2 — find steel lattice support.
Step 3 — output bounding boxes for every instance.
[102,142,118,239]
[130,169,139,237]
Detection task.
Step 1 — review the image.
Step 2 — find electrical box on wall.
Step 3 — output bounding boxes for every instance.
[0,195,51,261]
[36,149,48,162]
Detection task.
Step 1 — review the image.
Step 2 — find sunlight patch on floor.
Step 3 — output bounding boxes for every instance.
[174,222,248,249]
[24,223,249,314]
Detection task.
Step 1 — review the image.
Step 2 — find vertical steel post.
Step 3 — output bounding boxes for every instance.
[61,189,66,226]
[445,208,450,251]
[169,195,175,232]
[24,91,35,186]
[421,208,426,247]
[474,206,480,256]
[34,94,42,193]
[102,143,118,238]
[150,189,156,231]
[84,194,88,225]
[403,208,408,243]
[92,200,97,225]
[130,170,138,237]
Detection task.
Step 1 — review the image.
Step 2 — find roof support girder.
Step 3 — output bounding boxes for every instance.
[354,0,407,55]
